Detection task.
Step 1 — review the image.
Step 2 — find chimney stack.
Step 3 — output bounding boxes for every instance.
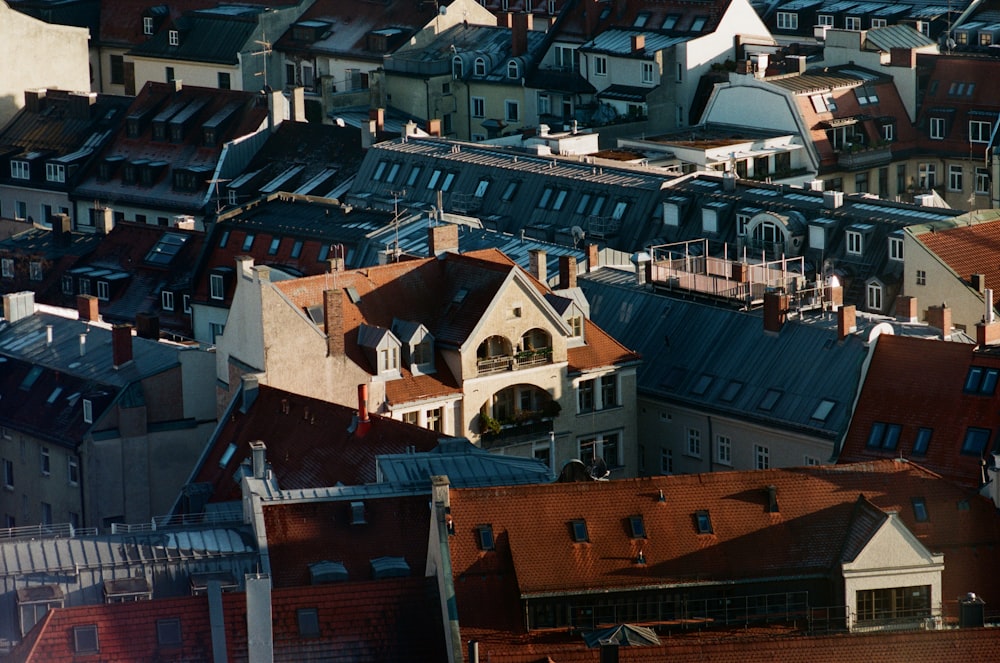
[895,295,918,323]
[324,289,345,356]
[290,86,306,123]
[428,223,459,257]
[369,107,385,136]
[586,243,599,272]
[95,206,114,235]
[249,440,267,480]
[111,324,133,369]
[838,304,857,340]
[558,255,577,290]
[511,12,532,57]
[976,290,1000,346]
[52,213,72,246]
[426,118,442,137]
[926,303,952,340]
[889,47,916,69]
[631,34,645,54]
[763,290,789,333]
[135,312,160,339]
[972,273,987,294]
[77,294,100,322]
[356,383,372,437]
[529,249,547,283]
[2,291,35,323]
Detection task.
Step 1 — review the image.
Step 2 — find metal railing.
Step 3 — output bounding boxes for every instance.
[0,522,97,541]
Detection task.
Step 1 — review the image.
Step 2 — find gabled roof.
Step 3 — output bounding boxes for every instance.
[447,459,1000,640]
[837,334,1000,488]
[127,5,262,64]
[555,0,732,43]
[915,54,1000,156]
[911,210,1000,309]
[0,227,102,303]
[188,383,443,504]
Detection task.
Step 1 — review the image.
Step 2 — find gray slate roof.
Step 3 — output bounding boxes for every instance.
[375,438,554,488]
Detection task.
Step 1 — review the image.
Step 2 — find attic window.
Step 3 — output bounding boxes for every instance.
[570,519,589,542]
[218,443,237,468]
[720,380,743,402]
[143,16,153,35]
[911,497,929,523]
[157,618,182,646]
[912,427,932,456]
[964,366,1000,395]
[961,427,991,456]
[349,501,366,525]
[19,366,43,391]
[476,524,495,550]
[628,515,646,539]
[297,608,320,637]
[758,389,782,411]
[74,625,99,653]
[453,289,468,304]
[690,374,713,396]
[811,399,836,422]
[866,421,901,450]
[695,510,713,534]
[168,29,179,46]
[690,16,707,31]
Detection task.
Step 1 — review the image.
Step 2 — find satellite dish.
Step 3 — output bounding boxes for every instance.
[558,459,591,482]
[588,457,610,481]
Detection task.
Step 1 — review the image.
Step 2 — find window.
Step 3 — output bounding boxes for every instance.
[218,72,230,89]
[290,240,303,259]
[68,457,79,485]
[241,233,255,251]
[406,166,422,187]
[929,117,945,140]
[476,524,495,550]
[385,163,399,183]
[949,165,963,192]
[218,230,230,248]
[40,447,50,476]
[157,618,182,646]
[1,258,12,278]
[661,448,673,474]
[317,244,330,262]
[628,515,646,538]
[425,407,442,432]
[578,379,595,413]
[601,375,618,408]
[687,428,701,457]
[881,122,895,142]
[916,270,926,286]
[426,169,441,189]
[555,45,575,71]
[580,433,621,469]
[29,261,42,281]
[695,510,713,534]
[976,167,990,195]
[570,519,589,542]
[964,366,1000,395]
[846,230,863,255]
[867,422,902,450]
[474,57,486,76]
[143,16,153,34]
[161,291,174,311]
[856,586,929,622]
[776,12,798,29]
[912,428,931,456]
[845,16,860,30]
[812,399,836,422]
[168,29,179,46]
[569,315,583,337]
[402,411,418,425]
[641,61,654,84]
[505,100,519,123]
[867,281,882,311]
[537,92,551,116]
[3,459,12,489]
[754,445,770,470]
[74,625,99,653]
[166,66,175,83]
[871,18,886,28]
[380,346,399,372]
[471,96,485,118]
[297,609,320,638]
[720,380,743,402]
[474,179,490,198]
[889,236,903,261]
[817,14,833,25]
[759,389,781,411]
[10,161,29,180]
[855,172,869,193]
[83,398,93,423]
[268,237,281,255]
[452,55,463,78]
[507,60,519,79]
[210,274,225,300]
[210,322,225,344]
[912,497,929,522]
[97,281,109,301]
[594,55,607,76]
[970,121,992,143]
[716,435,731,465]
[46,163,65,183]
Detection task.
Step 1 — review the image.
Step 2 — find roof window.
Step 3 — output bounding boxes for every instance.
[477,524,495,551]
[866,421,901,451]
[811,399,836,422]
[961,427,991,456]
[758,389,782,411]
[157,618,182,646]
[964,366,999,395]
[628,515,646,539]
[912,427,932,456]
[911,497,929,523]
[297,608,320,637]
[74,625,99,654]
[570,519,589,542]
[695,510,713,534]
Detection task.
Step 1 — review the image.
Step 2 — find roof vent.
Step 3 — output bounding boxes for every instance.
[309,560,348,584]
[370,556,410,579]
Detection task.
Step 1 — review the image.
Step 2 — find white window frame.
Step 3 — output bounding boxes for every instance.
[46,163,65,183]
[918,163,937,188]
[970,120,992,144]
[10,161,29,180]
[754,444,770,470]
[776,12,798,30]
[143,16,153,35]
[68,456,79,486]
[505,100,519,123]
[976,167,990,194]
[817,14,833,25]
[871,18,887,28]
[846,230,863,255]
[948,164,963,192]
[716,435,732,465]
[210,274,225,300]
[641,61,654,84]
[594,55,607,76]
[161,291,174,311]
[888,236,903,261]
[867,281,883,311]
[687,428,701,458]
[881,122,894,142]
[930,117,945,140]
[83,399,93,424]
[507,60,519,79]
[97,281,109,301]
[471,96,485,118]
[15,201,27,220]
[474,57,486,76]
[845,16,860,30]
[168,29,179,46]
[182,294,191,314]
[1,258,12,278]
[452,56,463,78]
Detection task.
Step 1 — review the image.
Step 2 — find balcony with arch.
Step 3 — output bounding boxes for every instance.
[475,329,553,376]
[476,384,561,448]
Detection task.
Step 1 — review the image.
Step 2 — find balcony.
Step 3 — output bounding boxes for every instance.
[480,415,555,449]
[477,348,553,375]
[837,144,892,171]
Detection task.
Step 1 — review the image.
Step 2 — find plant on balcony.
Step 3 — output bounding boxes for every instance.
[479,412,502,436]
[541,399,562,418]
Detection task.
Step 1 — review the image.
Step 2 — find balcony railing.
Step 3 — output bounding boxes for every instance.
[477,348,553,375]
[481,417,554,449]
[837,144,892,171]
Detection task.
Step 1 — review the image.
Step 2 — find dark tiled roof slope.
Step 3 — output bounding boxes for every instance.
[915,215,1000,309]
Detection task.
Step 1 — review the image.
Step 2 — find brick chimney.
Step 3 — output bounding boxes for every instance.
[838,304,857,340]
[586,243,599,272]
[428,224,459,257]
[369,107,385,136]
[631,34,645,54]
[511,12,533,57]
[895,295,918,323]
[111,324,133,369]
[584,0,601,38]
[324,289,345,356]
[426,118,442,137]
[52,213,72,246]
[135,312,160,339]
[889,47,916,69]
[77,294,99,322]
[763,290,789,334]
[529,249,547,283]
[356,383,371,437]
[926,303,952,340]
[976,289,1000,347]
[559,255,577,290]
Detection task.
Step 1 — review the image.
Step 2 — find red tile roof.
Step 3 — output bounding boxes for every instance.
[263,494,432,588]
[192,384,442,503]
[915,215,1000,308]
[447,460,1000,639]
[837,334,1000,487]
[915,54,1000,157]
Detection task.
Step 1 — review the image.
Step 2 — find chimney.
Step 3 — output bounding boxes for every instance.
[369,107,385,136]
[68,92,96,119]
[586,243,599,272]
[976,290,1000,346]
[52,213,72,246]
[2,291,35,323]
[838,305,857,340]
[631,34,645,54]
[926,303,952,340]
[824,280,844,310]
[249,440,267,480]
[356,383,372,437]
[267,89,284,133]
[823,190,844,209]
[290,86,306,122]
[889,47,916,69]
[972,273,987,295]
[895,295,918,323]
[245,575,273,663]
[529,249,547,283]
[96,206,114,235]
[208,581,228,663]
[584,0,601,38]
[766,485,779,513]
[428,224,459,257]
[511,12,532,57]
[24,89,45,113]
[77,294,100,322]
[240,374,259,413]
[426,118,442,137]
[46,325,53,346]
[135,312,160,339]
[558,255,577,290]
[786,54,807,74]
[172,78,183,92]
[79,332,87,357]
[323,289,345,356]
[111,324,133,369]
[763,290,788,333]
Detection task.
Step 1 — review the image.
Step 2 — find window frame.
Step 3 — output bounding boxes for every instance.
[686,428,701,458]
[471,96,485,119]
[929,117,946,140]
[776,11,798,30]
[970,120,992,144]
[210,273,225,300]
[594,55,607,76]
[716,435,732,465]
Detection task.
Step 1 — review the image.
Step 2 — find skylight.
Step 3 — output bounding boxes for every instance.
[297,608,320,637]
[695,510,713,534]
[571,519,589,542]
[759,389,782,411]
[144,232,189,266]
[912,428,932,456]
[964,366,999,395]
[156,619,182,646]
[691,374,713,396]
[911,497,929,523]
[628,515,646,539]
[866,422,901,450]
[961,427,991,456]
[811,399,836,422]
[477,524,495,551]
[720,380,743,402]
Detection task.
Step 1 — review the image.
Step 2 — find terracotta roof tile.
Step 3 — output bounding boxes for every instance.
[916,218,1000,308]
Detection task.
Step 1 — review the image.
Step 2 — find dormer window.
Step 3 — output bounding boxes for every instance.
[846,230,863,255]
[452,56,463,78]
[10,160,29,180]
[474,57,486,76]
[507,60,519,79]
[143,16,154,35]
[169,30,179,46]
[379,347,398,372]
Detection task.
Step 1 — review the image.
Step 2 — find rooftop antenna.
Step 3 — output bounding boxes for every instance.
[251,34,272,91]
[206,177,232,214]
[390,189,406,261]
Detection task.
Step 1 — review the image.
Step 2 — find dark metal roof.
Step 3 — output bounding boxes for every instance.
[864,24,936,51]
[376,438,554,487]
[127,7,261,64]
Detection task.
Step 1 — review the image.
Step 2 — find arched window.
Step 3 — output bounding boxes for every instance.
[508,60,519,79]
[474,57,486,76]
[452,55,463,78]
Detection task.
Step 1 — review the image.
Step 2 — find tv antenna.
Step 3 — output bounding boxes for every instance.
[206,178,232,214]
[389,189,406,261]
[251,34,272,91]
